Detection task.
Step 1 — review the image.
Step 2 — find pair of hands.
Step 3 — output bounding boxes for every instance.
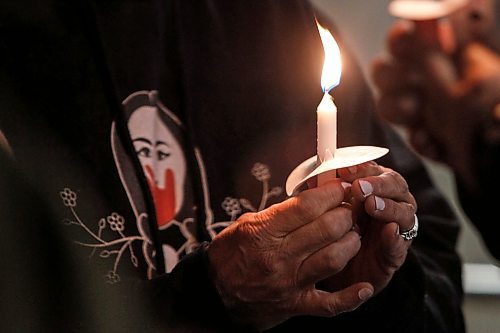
[207,161,417,331]
[372,1,500,192]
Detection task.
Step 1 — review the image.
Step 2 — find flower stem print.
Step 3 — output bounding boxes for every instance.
[60,188,145,283]
[210,163,283,236]
[243,163,282,211]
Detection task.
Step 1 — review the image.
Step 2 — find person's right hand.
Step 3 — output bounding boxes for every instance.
[207,180,374,331]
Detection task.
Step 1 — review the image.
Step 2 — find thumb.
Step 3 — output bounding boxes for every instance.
[301,283,374,317]
[331,282,375,313]
[456,42,500,112]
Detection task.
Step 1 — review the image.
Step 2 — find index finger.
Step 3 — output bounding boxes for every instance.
[352,169,416,207]
[337,161,384,183]
[387,19,445,59]
[271,179,345,233]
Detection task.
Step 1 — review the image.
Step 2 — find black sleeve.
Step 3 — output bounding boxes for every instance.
[141,242,257,333]
[456,135,500,262]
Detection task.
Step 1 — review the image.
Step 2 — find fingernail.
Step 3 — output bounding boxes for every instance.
[359,180,373,197]
[341,181,352,190]
[375,196,385,211]
[358,288,374,301]
[348,166,357,174]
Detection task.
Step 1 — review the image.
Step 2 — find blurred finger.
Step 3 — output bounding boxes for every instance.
[414,19,443,50]
[377,91,422,126]
[371,57,421,93]
[387,19,452,57]
[387,19,419,58]
[421,50,458,97]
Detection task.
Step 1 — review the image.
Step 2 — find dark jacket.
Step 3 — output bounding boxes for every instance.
[457,122,500,262]
[0,0,464,332]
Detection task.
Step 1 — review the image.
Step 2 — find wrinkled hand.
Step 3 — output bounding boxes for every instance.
[207,180,374,331]
[319,162,417,295]
[372,10,500,192]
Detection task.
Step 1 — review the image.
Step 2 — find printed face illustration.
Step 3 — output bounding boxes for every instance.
[128,106,186,228]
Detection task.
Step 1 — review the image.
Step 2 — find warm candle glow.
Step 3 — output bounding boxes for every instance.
[317,22,341,93]
[316,22,341,164]
[285,22,389,194]
[316,22,341,185]
[286,22,389,195]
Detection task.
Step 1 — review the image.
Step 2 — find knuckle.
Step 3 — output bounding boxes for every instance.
[291,194,321,221]
[314,221,337,244]
[323,299,341,316]
[235,211,282,244]
[406,202,417,216]
[259,254,280,276]
[238,212,256,222]
[303,182,343,206]
[236,213,262,232]
[317,209,352,241]
[323,250,345,273]
[336,206,353,227]
[389,201,400,219]
[366,160,382,172]
[409,194,417,210]
[387,170,401,184]
[384,169,409,193]
[399,181,410,195]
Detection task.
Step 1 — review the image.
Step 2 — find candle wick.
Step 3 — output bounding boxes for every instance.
[322,84,337,94]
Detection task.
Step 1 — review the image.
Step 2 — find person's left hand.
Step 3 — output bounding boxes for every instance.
[319,161,417,295]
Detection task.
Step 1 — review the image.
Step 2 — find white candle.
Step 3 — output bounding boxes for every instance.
[316,22,341,185]
[317,92,337,163]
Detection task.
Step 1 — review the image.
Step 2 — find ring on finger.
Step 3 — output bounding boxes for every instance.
[399,214,418,241]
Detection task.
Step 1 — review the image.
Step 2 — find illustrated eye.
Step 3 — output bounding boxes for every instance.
[157,150,171,161]
[137,147,151,158]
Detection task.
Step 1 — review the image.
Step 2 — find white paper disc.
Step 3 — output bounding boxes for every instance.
[285,145,389,196]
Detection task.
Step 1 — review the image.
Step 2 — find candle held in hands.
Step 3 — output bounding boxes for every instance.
[285,24,389,196]
[316,22,341,185]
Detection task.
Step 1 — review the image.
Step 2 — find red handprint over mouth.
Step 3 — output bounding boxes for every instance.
[144,164,176,227]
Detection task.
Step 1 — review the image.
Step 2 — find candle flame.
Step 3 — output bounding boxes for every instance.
[317,22,341,93]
